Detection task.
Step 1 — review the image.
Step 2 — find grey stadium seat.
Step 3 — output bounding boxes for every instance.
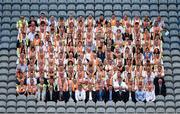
[132,0,141,4]
[76,101,86,113]
[86,101,96,113]
[37,101,46,113]
[141,0,150,4]
[3,4,11,11]
[136,102,146,113]
[8,82,16,89]
[85,0,94,5]
[113,4,122,11]
[46,101,56,113]
[122,4,131,11]
[96,101,106,113]
[77,0,86,5]
[49,4,58,11]
[12,4,21,11]
[56,101,66,113]
[122,0,131,4]
[95,4,104,11]
[106,101,115,113]
[0,95,7,102]
[0,75,8,83]
[76,4,85,11]
[17,101,26,113]
[86,4,94,11]
[30,4,39,11]
[166,101,175,113]
[0,101,6,113]
[159,0,168,4]
[6,101,16,113]
[104,4,113,11]
[104,0,113,5]
[132,4,140,11]
[67,4,76,11]
[27,95,36,102]
[26,101,36,113]
[126,101,136,113]
[66,99,76,113]
[116,101,125,113]
[77,11,86,17]
[17,95,27,102]
[21,4,30,11]
[156,101,165,113]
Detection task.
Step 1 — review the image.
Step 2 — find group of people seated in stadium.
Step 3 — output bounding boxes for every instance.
[16,12,166,103]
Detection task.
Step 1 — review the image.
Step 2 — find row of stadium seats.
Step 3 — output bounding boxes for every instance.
[1,4,179,12]
[1,0,179,5]
[0,98,178,113]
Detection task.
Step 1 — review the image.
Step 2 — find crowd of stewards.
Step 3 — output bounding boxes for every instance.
[16,13,166,103]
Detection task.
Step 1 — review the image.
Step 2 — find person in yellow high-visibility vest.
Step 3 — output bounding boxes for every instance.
[16,16,28,32]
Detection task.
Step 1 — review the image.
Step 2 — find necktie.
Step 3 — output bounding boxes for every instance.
[159,85,161,95]
[40,92,42,101]
[109,90,112,100]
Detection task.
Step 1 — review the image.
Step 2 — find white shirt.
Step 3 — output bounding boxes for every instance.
[112,26,125,34]
[113,80,128,92]
[26,77,37,85]
[146,90,155,102]
[28,32,35,41]
[75,89,86,101]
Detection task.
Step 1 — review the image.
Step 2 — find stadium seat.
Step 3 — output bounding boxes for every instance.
[156,101,165,113]
[76,4,85,11]
[49,4,58,11]
[46,101,56,113]
[96,101,106,113]
[66,99,76,113]
[86,0,94,5]
[166,101,176,113]
[56,101,66,113]
[37,101,46,113]
[17,101,26,113]
[6,101,16,113]
[126,101,136,113]
[86,101,96,113]
[76,101,86,113]
[77,0,86,5]
[106,101,115,113]
[116,101,125,113]
[86,4,94,11]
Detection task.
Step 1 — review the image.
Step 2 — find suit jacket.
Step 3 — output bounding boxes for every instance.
[46,85,58,102]
[104,88,115,102]
[155,84,166,96]
[37,77,48,85]
[46,89,58,102]
[85,90,97,103]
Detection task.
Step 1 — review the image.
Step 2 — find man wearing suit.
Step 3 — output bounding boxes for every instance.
[104,84,114,102]
[85,85,96,103]
[154,78,166,96]
[46,77,58,102]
